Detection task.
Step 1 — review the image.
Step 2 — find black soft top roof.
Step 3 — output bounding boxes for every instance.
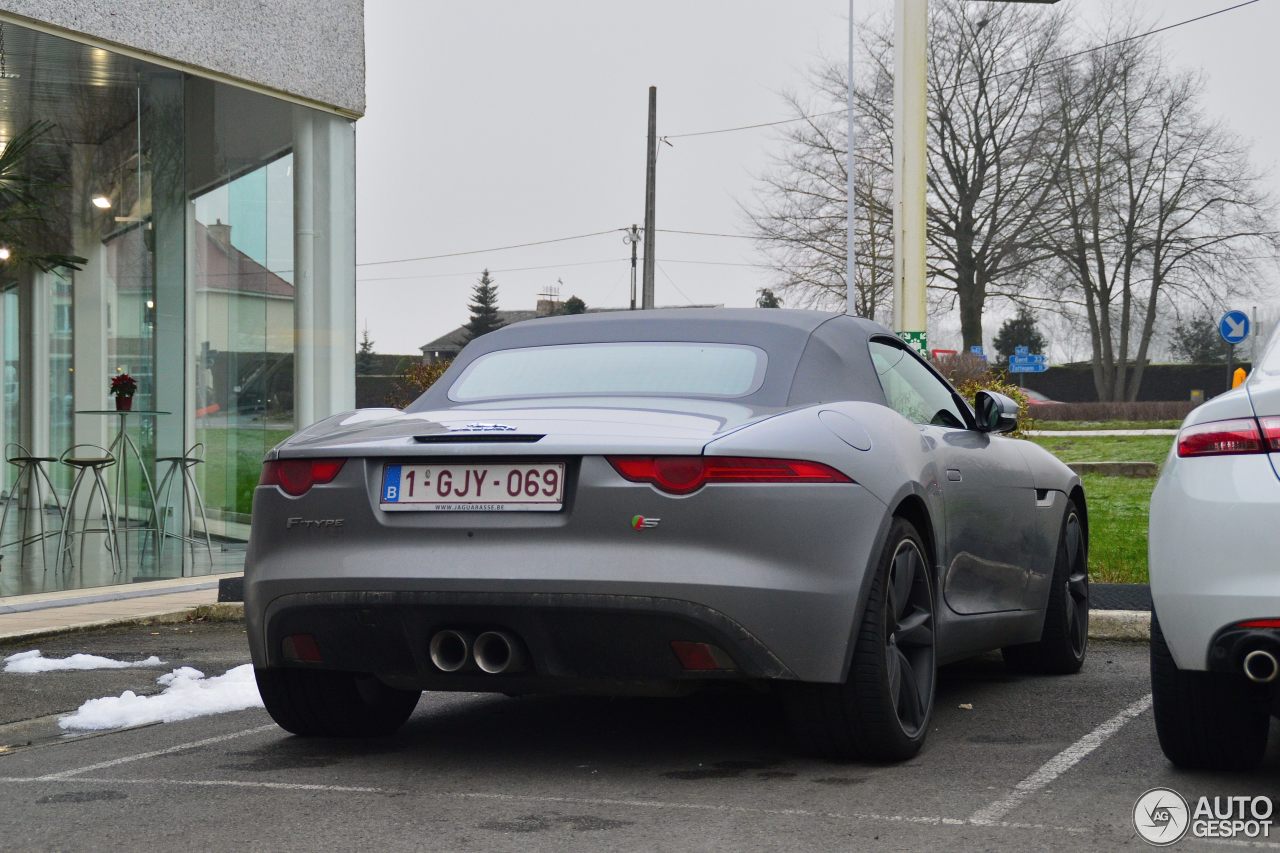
[407,308,894,409]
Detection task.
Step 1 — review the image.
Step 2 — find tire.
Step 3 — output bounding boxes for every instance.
[787,517,936,762]
[1003,500,1088,674]
[255,667,421,737]
[1150,614,1269,770]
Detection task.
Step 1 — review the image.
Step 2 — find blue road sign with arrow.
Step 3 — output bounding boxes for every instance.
[1009,354,1048,373]
[1219,310,1250,346]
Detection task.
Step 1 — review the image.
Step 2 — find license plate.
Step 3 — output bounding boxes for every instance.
[380,462,565,512]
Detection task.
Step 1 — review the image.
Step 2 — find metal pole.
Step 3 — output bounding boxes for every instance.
[846,0,859,315]
[627,224,640,310]
[642,86,658,309]
[892,0,929,355]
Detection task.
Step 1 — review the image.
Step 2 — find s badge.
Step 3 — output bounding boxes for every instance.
[631,515,660,530]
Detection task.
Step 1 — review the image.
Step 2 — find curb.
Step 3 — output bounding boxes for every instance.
[0,602,245,645]
[4,602,1148,647]
[1089,609,1151,642]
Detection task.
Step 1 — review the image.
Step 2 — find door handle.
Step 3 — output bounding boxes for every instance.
[946,468,962,482]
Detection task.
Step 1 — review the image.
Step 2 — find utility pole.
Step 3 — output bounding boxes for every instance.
[892,0,929,356]
[846,0,859,315]
[890,0,1060,352]
[624,224,641,310]
[642,86,657,309]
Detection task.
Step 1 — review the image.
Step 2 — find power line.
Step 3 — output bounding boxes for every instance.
[357,228,622,268]
[657,228,756,240]
[356,255,771,284]
[358,257,627,283]
[661,0,1261,140]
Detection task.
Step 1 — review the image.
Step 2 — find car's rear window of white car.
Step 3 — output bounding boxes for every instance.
[448,342,767,401]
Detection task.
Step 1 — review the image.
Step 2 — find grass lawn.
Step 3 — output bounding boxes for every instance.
[1025,431,1174,584]
[1079,474,1153,584]
[1034,419,1182,431]
[1028,433,1173,465]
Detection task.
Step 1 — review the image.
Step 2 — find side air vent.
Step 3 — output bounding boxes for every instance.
[413,434,545,444]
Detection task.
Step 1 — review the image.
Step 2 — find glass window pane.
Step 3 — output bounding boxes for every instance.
[869,340,967,428]
[448,343,767,402]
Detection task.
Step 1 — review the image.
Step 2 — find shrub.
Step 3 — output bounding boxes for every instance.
[1031,401,1197,422]
[933,354,1035,438]
[386,360,452,409]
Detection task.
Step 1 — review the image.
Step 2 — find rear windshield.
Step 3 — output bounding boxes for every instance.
[448,342,767,402]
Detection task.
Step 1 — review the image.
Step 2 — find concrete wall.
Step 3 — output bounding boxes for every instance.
[1,0,365,115]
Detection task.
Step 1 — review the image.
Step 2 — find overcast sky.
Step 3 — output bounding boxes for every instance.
[356,0,1280,356]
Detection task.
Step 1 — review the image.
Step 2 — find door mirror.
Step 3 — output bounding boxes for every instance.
[974,390,1018,433]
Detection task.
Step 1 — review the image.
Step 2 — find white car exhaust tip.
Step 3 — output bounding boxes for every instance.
[473,630,526,674]
[429,629,473,672]
[1242,649,1279,684]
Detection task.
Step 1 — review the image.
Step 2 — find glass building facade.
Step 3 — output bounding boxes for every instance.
[0,20,356,594]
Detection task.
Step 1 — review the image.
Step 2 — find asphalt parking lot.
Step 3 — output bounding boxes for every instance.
[0,621,1277,851]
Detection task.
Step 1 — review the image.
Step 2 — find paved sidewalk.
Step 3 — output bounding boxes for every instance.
[1025,428,1178,436]
[0,575,239,642]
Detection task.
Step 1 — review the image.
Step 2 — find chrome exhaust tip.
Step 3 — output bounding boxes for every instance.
[429,629,473,673]
[473,630,525,675]
[1243,649,1279,684]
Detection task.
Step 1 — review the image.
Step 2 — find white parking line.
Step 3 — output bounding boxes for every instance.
[454,791,1084,835]
[37,724,278,780]
[969,693,1153,825]
[0,776,387,793]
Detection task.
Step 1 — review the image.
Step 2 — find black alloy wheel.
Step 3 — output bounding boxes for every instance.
[1062,512,1089,659]
[785,516,937,762]
[1003,499,1089,674]
[885,537,936,737]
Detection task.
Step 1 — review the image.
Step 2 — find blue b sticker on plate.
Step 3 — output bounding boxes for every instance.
[382,465,402,503]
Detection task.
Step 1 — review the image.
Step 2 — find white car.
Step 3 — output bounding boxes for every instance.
[1149,335,1280,769]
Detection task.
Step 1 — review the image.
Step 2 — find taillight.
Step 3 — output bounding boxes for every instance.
[1261,417,1280,451]
[260,458,345,496]
[1237,618,1280,629]
[1176,419,1264,457]
[607,456,852,495]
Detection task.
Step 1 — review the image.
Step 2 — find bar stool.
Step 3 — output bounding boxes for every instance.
[152,442,214,572]
[55,444,121,577]
[0,443,65,567]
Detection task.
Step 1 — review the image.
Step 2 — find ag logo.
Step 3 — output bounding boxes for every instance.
[630,515,660,531]
[1134,787,1190,846]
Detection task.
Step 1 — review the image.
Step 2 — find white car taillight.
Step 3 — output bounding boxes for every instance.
[1177,418,1266,458]
[1260,416,1280,451]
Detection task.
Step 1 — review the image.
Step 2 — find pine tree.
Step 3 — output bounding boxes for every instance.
[756,288,783,308]
[463,269,504,342]
[563,295,587,315]
[356,324,377,375]
[1170,314,1227,364]
[992,307,1047,364]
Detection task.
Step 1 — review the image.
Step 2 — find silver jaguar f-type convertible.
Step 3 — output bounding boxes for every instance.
[245,309,1088,760]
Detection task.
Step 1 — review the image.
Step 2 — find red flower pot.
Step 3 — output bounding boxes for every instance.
[115,396,133,412]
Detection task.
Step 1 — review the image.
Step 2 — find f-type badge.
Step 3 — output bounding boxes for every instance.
[449,423,518,432]
[631,515,660,531]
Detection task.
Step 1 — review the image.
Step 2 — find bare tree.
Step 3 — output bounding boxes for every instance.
[924,0,1066,349]
[1034,30,1277,400]
[751,1,1066,345]
[748,57,894,320]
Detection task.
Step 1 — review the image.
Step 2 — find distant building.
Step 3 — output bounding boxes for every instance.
[420,301,723,364]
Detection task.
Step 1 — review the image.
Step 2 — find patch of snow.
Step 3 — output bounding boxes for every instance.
[59,664,264,731]
[4,650,164,673]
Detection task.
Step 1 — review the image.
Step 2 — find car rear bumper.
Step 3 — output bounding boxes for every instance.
[244,471,892,684]
[1150,454,1280,670]
[256,590,795,692]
